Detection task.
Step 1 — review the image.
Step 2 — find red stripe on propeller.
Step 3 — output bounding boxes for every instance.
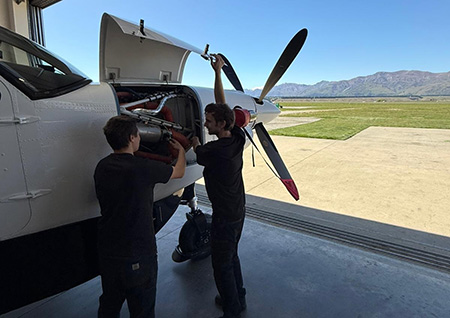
[280,179,300,201]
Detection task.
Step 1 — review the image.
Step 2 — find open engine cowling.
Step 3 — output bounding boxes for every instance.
[115,86,200,164]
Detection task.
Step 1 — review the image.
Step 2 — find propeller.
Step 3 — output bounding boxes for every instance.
[204,29,308,201]
[218,53,244,92]
[257,28,308,103]
[253,123,299,200]
[253,29,307,200]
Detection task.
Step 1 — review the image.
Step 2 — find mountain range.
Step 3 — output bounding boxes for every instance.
[244,70,450,97]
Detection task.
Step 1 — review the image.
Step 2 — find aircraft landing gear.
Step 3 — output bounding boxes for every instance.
[172,184,212,263]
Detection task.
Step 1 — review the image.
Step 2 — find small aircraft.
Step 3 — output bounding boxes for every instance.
[0,13,306,314]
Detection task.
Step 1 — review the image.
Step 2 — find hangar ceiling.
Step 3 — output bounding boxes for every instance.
[30,0,61,9]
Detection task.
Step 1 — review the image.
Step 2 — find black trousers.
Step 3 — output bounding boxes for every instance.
[98,254,158,318]
[211,210,246,318]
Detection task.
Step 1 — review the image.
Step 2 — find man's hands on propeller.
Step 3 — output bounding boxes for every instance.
[210,53,225,74]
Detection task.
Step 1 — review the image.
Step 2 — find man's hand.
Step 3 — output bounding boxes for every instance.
[190,136,200,152]
[169,138,185,153]
[210,54,225,74]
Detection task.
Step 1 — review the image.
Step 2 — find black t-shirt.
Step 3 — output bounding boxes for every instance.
[196,126,246,221]
[94,153,172,258]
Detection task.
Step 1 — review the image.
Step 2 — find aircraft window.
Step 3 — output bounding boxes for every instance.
[0,29,91,100]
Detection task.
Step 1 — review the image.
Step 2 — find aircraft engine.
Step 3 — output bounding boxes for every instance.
[114,87,199,164]
[137,122,171,143]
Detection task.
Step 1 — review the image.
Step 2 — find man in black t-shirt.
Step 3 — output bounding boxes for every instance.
[94,115,185,318]
[191,54,246,318]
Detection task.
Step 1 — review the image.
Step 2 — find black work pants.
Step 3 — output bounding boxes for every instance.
[98,254,157,318]
[211,210,245,318]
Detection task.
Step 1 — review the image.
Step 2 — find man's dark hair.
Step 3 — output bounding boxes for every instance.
[103,115,139,150]
[205,103,235,131]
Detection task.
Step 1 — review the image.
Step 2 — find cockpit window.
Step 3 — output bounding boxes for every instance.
[0,26,91,100]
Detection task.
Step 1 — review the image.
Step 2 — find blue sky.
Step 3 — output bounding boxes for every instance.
[44,0,450,89]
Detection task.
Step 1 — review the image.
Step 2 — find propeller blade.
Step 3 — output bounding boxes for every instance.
[218,53,244,92]
[257,28,308,103]
[254,123,299,200]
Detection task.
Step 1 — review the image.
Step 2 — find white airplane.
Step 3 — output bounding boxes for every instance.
[0,13,306,314]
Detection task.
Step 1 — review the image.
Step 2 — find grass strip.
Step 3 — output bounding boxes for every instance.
[270,101,450,140]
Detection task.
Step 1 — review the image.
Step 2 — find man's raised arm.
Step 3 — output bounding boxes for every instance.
[210,54,226,104]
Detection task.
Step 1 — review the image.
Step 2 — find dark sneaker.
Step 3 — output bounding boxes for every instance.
[215,294,223,307]
[216,313,241,318]
[214,294,247,311]
[239,295,247,311]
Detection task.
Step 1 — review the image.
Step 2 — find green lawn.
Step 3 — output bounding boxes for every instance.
[269,101,450,140]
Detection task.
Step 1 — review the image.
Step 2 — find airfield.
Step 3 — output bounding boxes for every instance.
[245,122,450,239]
[5,121,450,317]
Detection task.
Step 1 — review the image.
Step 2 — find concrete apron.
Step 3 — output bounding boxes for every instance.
[243,127,450,235]
[198,126,450,250]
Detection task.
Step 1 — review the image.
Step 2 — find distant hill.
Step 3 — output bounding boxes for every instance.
[245,70,450,97]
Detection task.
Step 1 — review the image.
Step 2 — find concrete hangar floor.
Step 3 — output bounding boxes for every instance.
[5,188,450,318]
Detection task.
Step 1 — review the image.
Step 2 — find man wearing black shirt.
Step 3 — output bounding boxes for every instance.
[94,115,185,318]
[191,54,246,318]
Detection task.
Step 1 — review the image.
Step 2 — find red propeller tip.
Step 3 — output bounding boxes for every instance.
[280,179,300,201]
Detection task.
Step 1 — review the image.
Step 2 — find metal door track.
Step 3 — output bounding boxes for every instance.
[196,193,450,272]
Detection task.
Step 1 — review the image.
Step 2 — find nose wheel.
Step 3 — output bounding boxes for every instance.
[172,208,212,263]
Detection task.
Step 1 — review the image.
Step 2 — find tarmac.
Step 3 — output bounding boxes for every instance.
[241,121,450,239]
[4,123,450,317]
